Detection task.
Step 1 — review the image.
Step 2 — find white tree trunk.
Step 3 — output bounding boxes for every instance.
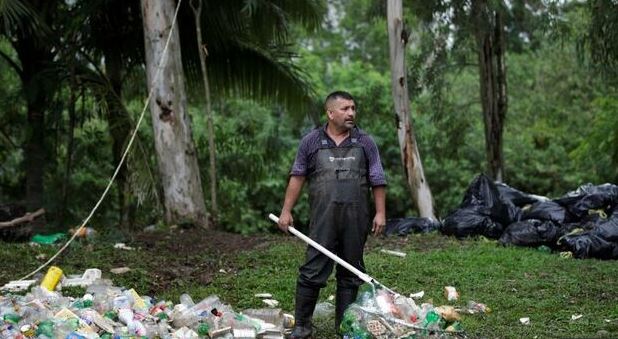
[387,0,436,220]
[141,0,208,227]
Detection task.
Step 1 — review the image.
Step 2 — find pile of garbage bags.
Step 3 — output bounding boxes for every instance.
[0,278,293,338]
[411,174,618,259]
[340,284,486,338]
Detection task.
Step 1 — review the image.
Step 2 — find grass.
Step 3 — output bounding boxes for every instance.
[1,231,617,338]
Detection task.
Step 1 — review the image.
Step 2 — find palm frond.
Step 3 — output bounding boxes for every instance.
[240,0,325,44]
[185,40,317,119]
[178,0,323,118]
[0,0,49,40]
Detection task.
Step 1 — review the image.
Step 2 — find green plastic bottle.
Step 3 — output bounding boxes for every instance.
[339,309,357,334]
[104,310,118,321]
[66,318,80,331]
[422,310,446,334]
[197,322,210,336]
[72,299,93,309]
[3,313,21,324]
[36,320,55,337]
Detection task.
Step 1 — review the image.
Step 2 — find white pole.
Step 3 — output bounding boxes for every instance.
[268,214,373,283]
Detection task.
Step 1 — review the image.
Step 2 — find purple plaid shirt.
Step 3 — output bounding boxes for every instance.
[290,125,387,187]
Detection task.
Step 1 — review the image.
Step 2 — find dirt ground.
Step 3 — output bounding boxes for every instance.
[131,226,444,295]
[131,227,278,294]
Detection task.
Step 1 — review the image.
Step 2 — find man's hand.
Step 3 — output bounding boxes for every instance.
[372,212,386,236]
[278,210,293,233]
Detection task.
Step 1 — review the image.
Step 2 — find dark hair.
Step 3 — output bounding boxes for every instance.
[324,91,354,110]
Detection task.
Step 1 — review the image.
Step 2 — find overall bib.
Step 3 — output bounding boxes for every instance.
[292,128,371,335]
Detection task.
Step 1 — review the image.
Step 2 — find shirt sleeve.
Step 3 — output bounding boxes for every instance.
[290,135,311,176]
[364,135,387,187]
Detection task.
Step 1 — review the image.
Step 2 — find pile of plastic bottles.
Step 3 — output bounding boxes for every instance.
[0,279,293,338]
[340,285,469,339]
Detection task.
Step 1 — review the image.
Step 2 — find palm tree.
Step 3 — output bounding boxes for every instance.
[0,0,57,211]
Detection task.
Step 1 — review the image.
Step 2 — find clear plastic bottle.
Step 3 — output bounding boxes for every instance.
[312,302,335,320]
[158,319,171,339]
[191,295,221,316]
[172,304,199,328]
[53,320,74,338]
[393,295,419,323]
[243,308,284,325]
[179,294,195,308]
[112,295,131,311]
[127,319,147,336]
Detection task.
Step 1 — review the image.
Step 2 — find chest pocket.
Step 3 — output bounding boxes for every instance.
[310,146,368,204]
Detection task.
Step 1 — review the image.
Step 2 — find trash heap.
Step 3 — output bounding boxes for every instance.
[340,285,488,339]
[0,274,294,338]
[386,174,618,260]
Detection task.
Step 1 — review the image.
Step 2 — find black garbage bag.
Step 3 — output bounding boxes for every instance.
[563,183,618,198]
[522,201,569,224]
[495,182,541,207]
[499,219,563,248]
[567,193,616,220]
[460,174,521,226]
[494,201,523,228]
[593,215,618,242]
[442,207,504,239]
[555,183,618,220]
[560,232,618,259]
[385,217,442,236]
[461,174,499,207]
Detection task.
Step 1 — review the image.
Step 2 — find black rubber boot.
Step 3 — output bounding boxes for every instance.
[288,284,319,339]
[335,286,358,332]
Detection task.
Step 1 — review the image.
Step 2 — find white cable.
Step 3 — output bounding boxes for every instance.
[18,0,184,281]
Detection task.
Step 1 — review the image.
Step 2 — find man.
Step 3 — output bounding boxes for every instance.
[277,91,386,338]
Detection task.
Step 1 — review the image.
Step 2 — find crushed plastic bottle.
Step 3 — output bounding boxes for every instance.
[312,302,335,320]
[1,277,295,338]
[465,300,491,314]
[179,293,195,308]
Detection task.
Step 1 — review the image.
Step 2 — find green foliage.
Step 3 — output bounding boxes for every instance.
[191,100,311,233]
[504,37,612,196]
[572,97,618,183]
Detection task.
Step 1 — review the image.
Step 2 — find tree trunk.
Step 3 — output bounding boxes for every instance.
[386,0,436,220]
[10,0,56,213]
[59,69,77,224]
[473,0,507,182]
[141,0,208,227]
[13,41,52,211]
[191,0,218,226]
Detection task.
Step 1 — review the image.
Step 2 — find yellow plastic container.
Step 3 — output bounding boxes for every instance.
[40,266,63,291]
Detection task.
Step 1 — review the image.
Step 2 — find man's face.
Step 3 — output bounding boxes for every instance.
[327,98,356,131]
